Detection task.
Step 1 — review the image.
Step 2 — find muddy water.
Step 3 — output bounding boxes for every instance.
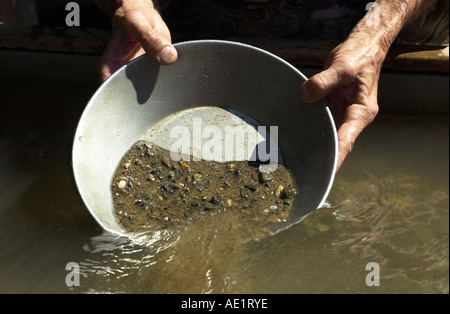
[0,82,448,294]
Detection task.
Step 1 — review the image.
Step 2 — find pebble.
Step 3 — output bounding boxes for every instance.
[180,162,190,171]
[275,185,284,198]
[259,171,274,183]
[283,187,298,199]
[161,156,172,168]
[193,174,202,182]
[210,197,222,205]
[118,180,127,190]
[113,140,297,233]
[204,205,216,211]
[244,184,257,191]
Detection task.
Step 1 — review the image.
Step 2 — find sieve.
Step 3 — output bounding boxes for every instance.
[72,40,338,236]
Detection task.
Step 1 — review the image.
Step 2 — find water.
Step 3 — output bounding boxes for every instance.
[0,82,448,294]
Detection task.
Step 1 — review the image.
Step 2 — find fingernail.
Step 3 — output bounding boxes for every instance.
[300,84,314,103]
[158,46,177,64]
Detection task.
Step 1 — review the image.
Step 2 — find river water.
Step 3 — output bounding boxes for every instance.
[0,82,448,294]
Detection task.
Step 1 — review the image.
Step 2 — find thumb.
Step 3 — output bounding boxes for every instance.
[122,9,177,65]
[301,66,347,103]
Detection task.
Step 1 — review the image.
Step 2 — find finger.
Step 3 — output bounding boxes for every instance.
[336,120,364,172]
[97,33,124,83]
[97,29,143,83]
[300,67,340,103]
[335,103,378,172]
[122,9,177,65]
[98,45,146,83]
[300,64,354,103]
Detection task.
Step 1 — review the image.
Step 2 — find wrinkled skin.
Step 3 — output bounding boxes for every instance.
[96,0,438,171]
[300,28,385,172]
[96,0,177,82]
[300,0,438,170]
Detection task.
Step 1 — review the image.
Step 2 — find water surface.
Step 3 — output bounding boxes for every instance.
[0,82,448,293]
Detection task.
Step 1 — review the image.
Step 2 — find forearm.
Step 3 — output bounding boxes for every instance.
[355,0,438,49]
[94,0,160,16]
[343,0,438,67]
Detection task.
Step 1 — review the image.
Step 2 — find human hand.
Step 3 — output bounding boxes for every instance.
[97,0,177,82]
[300,0,439,172]
[300,30,384,172]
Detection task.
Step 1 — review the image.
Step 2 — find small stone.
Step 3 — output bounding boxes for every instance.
[167,171,175,178]
[210,197,224,205]
[244,184,257,191]
[190,202,202,208]
[259,171,274,183]
[226,199,233,207]
[118,180,127,190]
[269,205,278,212]
[204,205,216,211]
[162,181,171,191]
[161,155,171,168]
[135,199,148,207]
[283,187,298,199]
[275,185,284,198]
[180,162,190,171]
[193,174,202,182]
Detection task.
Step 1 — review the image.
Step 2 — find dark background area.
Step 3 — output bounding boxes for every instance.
[35,0,110,28]
[33,0,367,42]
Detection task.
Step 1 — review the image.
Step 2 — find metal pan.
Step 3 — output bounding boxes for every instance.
[72,40,338,236]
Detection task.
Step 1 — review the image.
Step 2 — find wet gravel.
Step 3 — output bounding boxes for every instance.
[111,141,298,233]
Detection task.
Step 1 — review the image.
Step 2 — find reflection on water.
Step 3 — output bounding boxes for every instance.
[70,116,449,294]
[72,162,449,294]
[0,83,448,294]
[67,167,448,294]
[328,171,449,293]
[77,209,277,294]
